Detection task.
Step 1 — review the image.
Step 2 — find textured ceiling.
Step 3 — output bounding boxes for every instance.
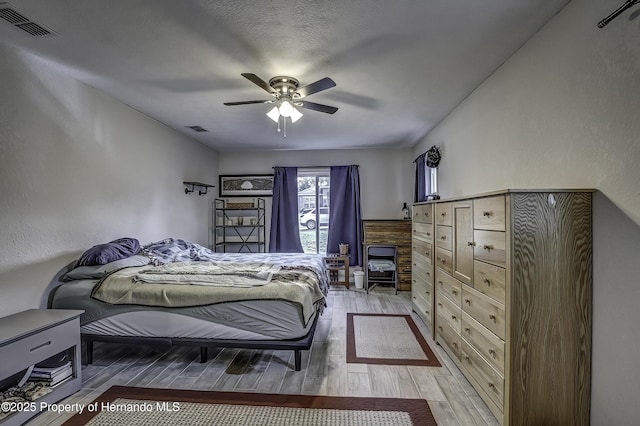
[0,0,570,151]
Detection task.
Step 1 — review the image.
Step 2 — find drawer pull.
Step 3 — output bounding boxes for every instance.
[483,278,491,285]
[464,327,470,333]
[440,235,446,240]
[426,271,431,276]
[441,212,446,217]
[437,280,443,285]
[451,315,457,321]
[465,299,471,305]
[439,258,446,264]
[452,342,458,348]
[467,241,476,246]
[438,326,443,331]
[488,382,495,389]
[437,303,443,307]
[30,341,52,352]
[489,349,496,357]
[426,232,431,237]
[483,211,493,217]
[464,355,470,362]
[426,291,430,296]
[489,314,497,322]
[452,290,458,295]
[483,245,494,251]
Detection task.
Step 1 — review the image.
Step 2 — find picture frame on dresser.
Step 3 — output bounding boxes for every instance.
[219,174,274,197]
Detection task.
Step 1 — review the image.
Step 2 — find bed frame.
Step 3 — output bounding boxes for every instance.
[81,311,319,371]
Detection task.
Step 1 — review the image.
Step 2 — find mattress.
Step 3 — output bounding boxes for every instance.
[50,278,316,340]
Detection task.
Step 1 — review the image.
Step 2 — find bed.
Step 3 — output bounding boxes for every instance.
[48,238,329,371]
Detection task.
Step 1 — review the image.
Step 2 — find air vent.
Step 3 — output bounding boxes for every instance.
[0,4,55,37]
[186,125,209,133]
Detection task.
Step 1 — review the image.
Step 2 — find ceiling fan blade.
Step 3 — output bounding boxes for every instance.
[296,77,336,98]
[241,73,276,94]
[223,100,271,106]
[299,101,338,114]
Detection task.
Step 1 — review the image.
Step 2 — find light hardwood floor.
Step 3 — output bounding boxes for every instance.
[27,288,499,426]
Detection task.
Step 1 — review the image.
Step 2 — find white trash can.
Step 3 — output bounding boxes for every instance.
[353,271,364,289]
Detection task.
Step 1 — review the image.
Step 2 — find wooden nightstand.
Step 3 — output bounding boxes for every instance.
[0,309,83,426]
[325,254,350,289]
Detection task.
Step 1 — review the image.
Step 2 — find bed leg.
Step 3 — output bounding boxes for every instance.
[294,350,301,371]
[84,341,93,365]
[200,347,207,363]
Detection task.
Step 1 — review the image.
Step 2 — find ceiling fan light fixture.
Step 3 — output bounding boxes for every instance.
[278,100,294,117]
[266,106,280,122]
[290,107,303,123]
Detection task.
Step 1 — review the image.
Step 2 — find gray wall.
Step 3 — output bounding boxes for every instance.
[0,43,219,317]
[413,0,640,423]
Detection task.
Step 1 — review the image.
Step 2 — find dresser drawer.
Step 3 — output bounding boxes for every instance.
[473,260,506,304]
[412,204,433,224]
[435,247,453,275]
[474,195,506,231]
[473,230,506,267]
[462,286,505,340]
[412,222,433,243]
[412,239,433,261]
[0,318,79,377]
[437,313,462,360]
[462,311,505,375]
[461,339,504,410]
[413,291,432,319]
[412,259,433,286]
[436,271,462,308]
[436,290,461,332]
[436,225,452,250]
[435,203,452,226]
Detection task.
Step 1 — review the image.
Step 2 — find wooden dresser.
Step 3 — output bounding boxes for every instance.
[415,190,592,426]
[362,220,412,291]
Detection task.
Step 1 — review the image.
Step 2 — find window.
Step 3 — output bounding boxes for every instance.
[429,167,438,195]
[297,169,330,254]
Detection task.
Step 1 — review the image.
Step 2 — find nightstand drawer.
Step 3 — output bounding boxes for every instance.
[0,318,79,377]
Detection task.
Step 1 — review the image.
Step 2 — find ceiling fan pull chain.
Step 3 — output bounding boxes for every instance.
[283,116,287,137]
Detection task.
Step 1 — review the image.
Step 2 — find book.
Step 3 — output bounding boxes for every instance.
[31,361,72,376]
[30,366,72,380]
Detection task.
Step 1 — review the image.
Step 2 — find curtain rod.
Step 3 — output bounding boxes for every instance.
[413,152,426,163]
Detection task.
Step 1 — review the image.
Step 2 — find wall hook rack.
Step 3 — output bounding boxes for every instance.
[183,181,215,196]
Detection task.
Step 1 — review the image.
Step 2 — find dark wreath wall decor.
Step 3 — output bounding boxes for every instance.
[426,145,442,168]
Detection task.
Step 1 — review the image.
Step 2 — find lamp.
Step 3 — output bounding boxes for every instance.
[402,202,411,219]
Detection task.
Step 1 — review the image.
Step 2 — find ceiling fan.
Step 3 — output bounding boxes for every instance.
[224,73,338,135]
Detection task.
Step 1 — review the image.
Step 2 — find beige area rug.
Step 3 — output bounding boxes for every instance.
[62,386,437,426]
[346,313,441,367]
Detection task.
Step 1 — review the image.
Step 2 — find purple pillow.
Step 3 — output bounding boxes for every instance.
[76,238,141,266]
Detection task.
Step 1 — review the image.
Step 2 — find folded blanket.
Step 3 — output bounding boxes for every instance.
[134,261,281,287]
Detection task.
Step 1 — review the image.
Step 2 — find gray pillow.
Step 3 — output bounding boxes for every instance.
[61,255,149,281]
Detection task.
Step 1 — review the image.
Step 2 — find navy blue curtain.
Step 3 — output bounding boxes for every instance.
[327,165,362,266]
[414,152,427,202]
[269,167,304,253]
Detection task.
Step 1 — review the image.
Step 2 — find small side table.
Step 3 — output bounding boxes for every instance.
[325,254,350,289]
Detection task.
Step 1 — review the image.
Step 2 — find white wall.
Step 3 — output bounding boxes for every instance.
[0,43,219,317]
[219,148,415,221]
[412,0,640,423]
